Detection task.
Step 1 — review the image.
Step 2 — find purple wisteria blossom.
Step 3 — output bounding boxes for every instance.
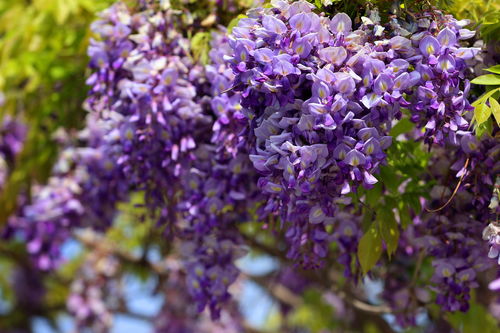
[226,0,416,267]
[484,222,500,265]
[86,3,211,229]
[154,259,245,333]
[175,28,263,318]
[0,116,27,190]
[415,133,499,312]
[9,113,128,270]
[67,250,121,333]
[401,12,480,146]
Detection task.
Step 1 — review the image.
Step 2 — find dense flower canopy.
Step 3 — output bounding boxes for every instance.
[0,0,499,332]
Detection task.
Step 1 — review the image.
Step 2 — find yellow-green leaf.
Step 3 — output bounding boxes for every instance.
[474,103,492,125]
[485,65,500,75]
[398,203,412,229]
[448,303,499,333]
[390,117,415,137]
[475,118,493,138]
[488,97,500,126]
[471,74,500,86]
[471,87,500,107]
[190,32,211,65]
[227,14,247,33]
[377,208,400,257]
[357,222,383,275]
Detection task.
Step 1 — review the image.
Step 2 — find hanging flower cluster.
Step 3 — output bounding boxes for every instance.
[10,114,127,270]
[226,1,402,267]
[53,2,260,318]
[0,116,26,190]
[419,135,499,311]
[225,0,484,268]
[86,2,212,225]
[176,28,262,318]
[377,132,499,321]
[154,259,246,332]
[67,249,122,333]
[403,12,479,146]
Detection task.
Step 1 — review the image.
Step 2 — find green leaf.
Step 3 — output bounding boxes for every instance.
[485,65,500,75]
[390,117,415,137]
[289,289,337,332]
[447,302,499,333]
[472,87,500,107]
[55,0,72,24]
[403,193,422,213]
[365,183,382,207]
[488,97,500,126]
[471,74,500,85]
[476,118,494,138]
[190,32,211,65]
[379,166,401,194]
[0,258,15,305]
[227,14,246,34]
[357,222,383,275]
[377,208,399,257]
[474,103,492,125]
[398,203,412,229]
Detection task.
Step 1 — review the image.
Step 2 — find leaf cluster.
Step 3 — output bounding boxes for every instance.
[0,0,115,225]
[471,65,500,137]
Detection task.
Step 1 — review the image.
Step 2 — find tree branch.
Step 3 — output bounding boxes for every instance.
[242,236,392,314]
[74,229,169,276]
